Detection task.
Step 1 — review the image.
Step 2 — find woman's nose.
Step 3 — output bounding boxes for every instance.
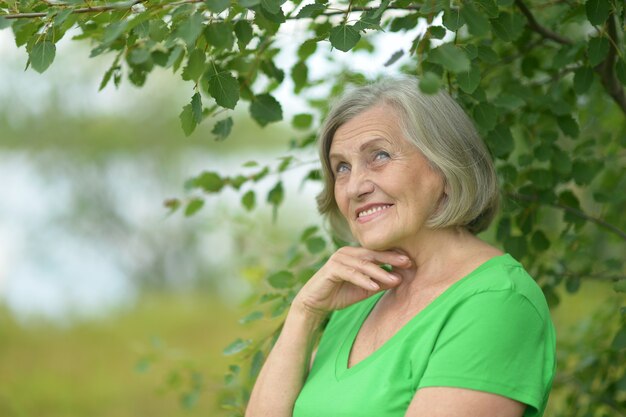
[346,166,375,200]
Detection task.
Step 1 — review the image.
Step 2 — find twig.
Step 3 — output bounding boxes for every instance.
[507,192,626,241]
[2,0,146,19]
[515,0,572,45]
[595,14,626,115]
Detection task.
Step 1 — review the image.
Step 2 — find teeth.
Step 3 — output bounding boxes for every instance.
[358,205,391,218]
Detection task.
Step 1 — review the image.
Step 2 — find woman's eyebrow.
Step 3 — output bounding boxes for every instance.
[329,137,389,161]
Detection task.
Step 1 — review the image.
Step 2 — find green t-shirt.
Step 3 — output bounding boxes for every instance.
[293,254,556,417]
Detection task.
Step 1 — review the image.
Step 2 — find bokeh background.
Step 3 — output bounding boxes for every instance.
[0,25,622,416]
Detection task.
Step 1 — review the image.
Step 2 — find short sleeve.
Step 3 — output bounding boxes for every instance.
[417,290,553,415]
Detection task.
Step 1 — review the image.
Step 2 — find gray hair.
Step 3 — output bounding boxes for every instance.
[316,77,499,241]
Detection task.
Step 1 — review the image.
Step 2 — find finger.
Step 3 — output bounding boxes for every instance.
[344,247,412,269]
[348,258,401,287]
[334,265,382,292]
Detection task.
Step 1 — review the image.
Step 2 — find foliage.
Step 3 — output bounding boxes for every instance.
[2,0,626,415]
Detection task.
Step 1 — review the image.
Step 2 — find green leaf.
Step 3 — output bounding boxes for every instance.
[585,0,610,25]
[239,0,261,7]
[428,26,446,40]
[241,190,256,211]
[292,61,308,93]
[612,328,626,350]
[616,59,626,86]
[486,125,514,157]
[205,0,230,13]
[204,22,235,50]
[565,275,580,293]
[102,20,128,45]
[250,94,283,126]
[206,65,240,109]
[305,237,326,254]
[267,270,294,288]
[503,235,527,260]
[475,0,499,17]
[573,66,594,94]
[298,39,318,60]
[239,311,263,324]
[129,48,151,65]
[572,159,600,185]
[390,14,420,32]
[185,198,204,216]
[429,43,470,73]
[176,13,204,48]
[384,49,404,66]
[180,103,196,136]
[300,226,319,241]
[234,20,253,49]
[420,0,446,14]
[477,45,498,64]
[550,147,572,175]
[461,2,490,36]
[182,49,206,81]
[531,231,550,251]
[212,117,233,141]
[587,36,609,66]
[490,12,523,41]
[528,169,553,189]
[556,115,579,138]
[614,279,626,293]
[191,92,203,124]
[297,3,326,18]
[166,45,184,69]
[457,63,480,93]
[493,94,524,111]
[261,0,281,14]
[29,41,56,73]
[267,181,284,206]
[419,72,441,94]
[473,102,498,131]
[195,171,224,192]
[250,350,264,378]
[329,24,361,52]
[223,338,252,355]
[293,113,313,130]
[442,8,464,31]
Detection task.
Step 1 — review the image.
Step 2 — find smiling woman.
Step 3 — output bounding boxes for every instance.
[244,77,556,417]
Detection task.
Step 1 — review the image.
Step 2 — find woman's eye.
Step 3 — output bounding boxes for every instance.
[374,151,391,161]
[335,162,350,173]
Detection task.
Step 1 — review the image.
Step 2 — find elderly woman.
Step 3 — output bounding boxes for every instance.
[245,78,556,417]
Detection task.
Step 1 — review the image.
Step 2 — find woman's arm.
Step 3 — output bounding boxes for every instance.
[405,387,526,417]
[245,247,409,417]
[245,303,326,417]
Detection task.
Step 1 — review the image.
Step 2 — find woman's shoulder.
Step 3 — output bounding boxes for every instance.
[454,253,551,321]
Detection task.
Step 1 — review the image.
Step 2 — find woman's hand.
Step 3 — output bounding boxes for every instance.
[292,247,411,318]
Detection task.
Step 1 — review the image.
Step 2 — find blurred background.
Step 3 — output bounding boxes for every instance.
[0,25,622,417]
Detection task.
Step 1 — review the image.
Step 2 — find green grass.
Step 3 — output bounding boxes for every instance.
[0,293,272,417]
[0,282,622,417]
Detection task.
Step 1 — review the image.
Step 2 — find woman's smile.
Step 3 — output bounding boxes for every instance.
[355,203,394,223]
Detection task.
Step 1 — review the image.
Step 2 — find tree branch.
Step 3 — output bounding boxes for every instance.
[1,2,419,19]
[515,0,572,45]
[595,14,626,115]
[508,192,626,241]
[2,0,146,19]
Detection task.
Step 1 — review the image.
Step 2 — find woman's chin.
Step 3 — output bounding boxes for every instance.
[357,235,397,251]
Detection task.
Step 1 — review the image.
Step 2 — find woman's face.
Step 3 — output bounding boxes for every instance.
[330,104,445,250]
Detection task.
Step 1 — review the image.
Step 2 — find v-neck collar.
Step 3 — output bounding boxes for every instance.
[334,254,514,381]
